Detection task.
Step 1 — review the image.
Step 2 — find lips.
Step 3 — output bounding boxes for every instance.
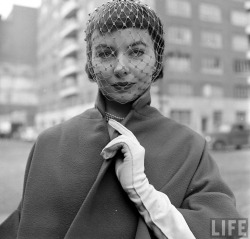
[111,82,135,91]
[112,82,135,87]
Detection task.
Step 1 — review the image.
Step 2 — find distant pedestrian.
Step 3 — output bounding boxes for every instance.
[0,0,241,238]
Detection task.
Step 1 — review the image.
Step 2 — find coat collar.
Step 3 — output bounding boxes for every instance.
[95,89,152,117]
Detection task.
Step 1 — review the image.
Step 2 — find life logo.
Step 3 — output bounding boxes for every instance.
[210,218,248,238]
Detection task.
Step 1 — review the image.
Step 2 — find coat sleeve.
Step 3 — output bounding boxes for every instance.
[178,142,242,239]
[0,143,35,238]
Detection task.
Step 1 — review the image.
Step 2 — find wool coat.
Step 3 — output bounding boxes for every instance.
[0,90,240,239]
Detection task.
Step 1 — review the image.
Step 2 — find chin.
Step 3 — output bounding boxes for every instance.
[102,90,142,104]
[108,95,136,104]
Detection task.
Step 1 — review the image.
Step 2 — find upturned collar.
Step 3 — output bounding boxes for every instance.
[95,89,152,118]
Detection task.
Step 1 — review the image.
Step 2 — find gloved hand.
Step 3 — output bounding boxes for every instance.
[101,118,145,192]
[101,119,195,239]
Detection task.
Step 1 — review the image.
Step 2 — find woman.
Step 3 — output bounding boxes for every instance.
[0,0,240,238]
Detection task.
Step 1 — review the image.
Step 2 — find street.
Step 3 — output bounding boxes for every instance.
[0,139,249,224]
[211,149,250,221]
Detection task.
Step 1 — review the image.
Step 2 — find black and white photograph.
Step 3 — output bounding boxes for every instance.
[0,0,249,238]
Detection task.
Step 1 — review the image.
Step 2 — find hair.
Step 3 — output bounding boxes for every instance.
[85,0,165,82]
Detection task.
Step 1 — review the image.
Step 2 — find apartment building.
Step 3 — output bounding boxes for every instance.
[154,0,249,133]
[36,0,249,134]
[0,6,38,132]
[245,1,250,70]
[36,0,95,131]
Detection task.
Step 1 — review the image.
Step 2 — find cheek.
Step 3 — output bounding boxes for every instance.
[91,58,113,77]
[133,55,156,77]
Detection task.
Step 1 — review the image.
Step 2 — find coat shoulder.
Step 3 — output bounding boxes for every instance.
[146,109,206,153]
[37,107,102,142]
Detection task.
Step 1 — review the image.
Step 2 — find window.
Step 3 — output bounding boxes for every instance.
[166,0,191,18]
[236,111,246,123]
[232,36,248,51]
[231,11,247,27]
[165,52,191,72]
[201,32,222,49]
[168,83,193,96]
[202,84,223,98]
[213,111,222,128]
[212,86,223,97]
[168,27,192,45]
[170,110,191,126]
[201,57,223,74]
[234,85,250,98]
[234,59,250,73]
[199,3,221,23]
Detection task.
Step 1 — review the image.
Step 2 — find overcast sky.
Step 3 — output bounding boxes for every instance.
[0,0,41,19]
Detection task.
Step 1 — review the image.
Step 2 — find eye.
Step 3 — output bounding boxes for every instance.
[97,49,115,59]
[129,48,145,57]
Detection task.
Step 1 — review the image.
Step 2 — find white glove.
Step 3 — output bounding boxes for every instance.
[101,119,196,239]
[101,119,145,192]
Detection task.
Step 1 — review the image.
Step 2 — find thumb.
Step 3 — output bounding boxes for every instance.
[101,142,123,160]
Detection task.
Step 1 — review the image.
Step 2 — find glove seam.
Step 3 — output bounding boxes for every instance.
[132,158,167,238]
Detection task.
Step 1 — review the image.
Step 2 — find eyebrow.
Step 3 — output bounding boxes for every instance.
[95,44,114,50]
[95,41,147,50]
[129,41,147,48]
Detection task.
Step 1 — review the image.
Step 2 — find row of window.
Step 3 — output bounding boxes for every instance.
[166,83,250,99]
[170,109,246,129]
[167,27,248,51]
[37,108,246,133]
[39,0,247,27]
[166,52,221,73]
[165,52,250,74]
[166,0,247,27]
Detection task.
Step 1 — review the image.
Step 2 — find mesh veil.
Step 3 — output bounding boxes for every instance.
[85,0,165,104]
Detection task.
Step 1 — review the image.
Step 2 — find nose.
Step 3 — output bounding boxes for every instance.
[114,53,129,78]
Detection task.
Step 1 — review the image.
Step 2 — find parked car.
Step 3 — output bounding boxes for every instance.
[205,124,250,150]
[0,121,11,138]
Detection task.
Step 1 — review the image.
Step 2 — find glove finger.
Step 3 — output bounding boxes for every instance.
[101,135,130,160]
[108,119,137,141]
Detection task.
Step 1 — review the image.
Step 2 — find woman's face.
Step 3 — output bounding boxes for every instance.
[91,28,156,104]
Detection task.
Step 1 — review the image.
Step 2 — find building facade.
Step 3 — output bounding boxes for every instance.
[36,0,250,134]
[0,6,38,134]
[155,0,250,134]
[36,0,97,131]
